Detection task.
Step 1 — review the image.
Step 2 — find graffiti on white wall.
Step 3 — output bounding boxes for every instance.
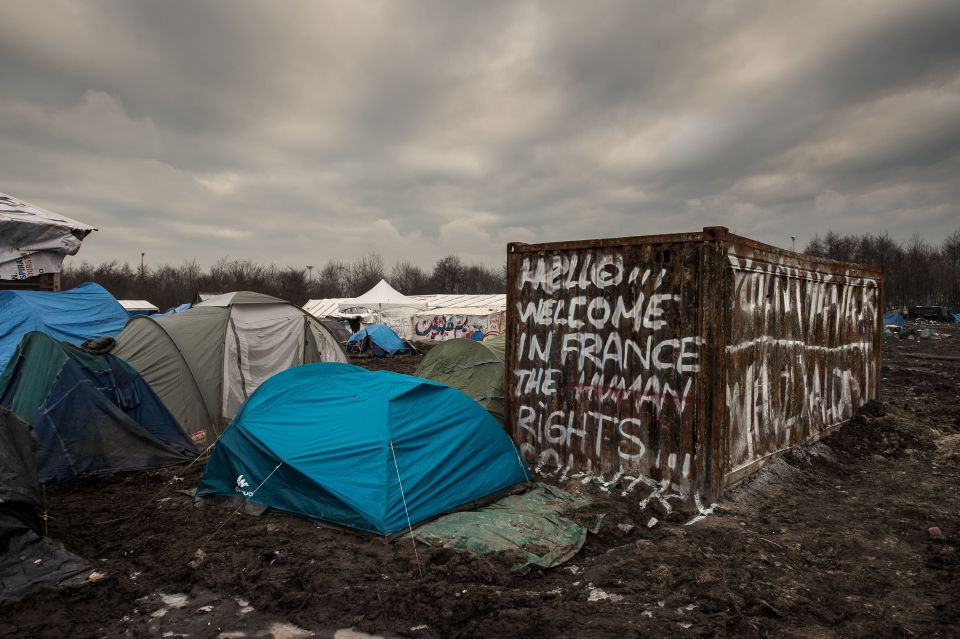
[411,311,505,342]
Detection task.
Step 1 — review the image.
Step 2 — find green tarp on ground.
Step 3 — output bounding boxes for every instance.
[413,483,601,572]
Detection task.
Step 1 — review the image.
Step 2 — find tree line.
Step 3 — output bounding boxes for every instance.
[804,229,960,308]
[61,253,507,312]
[62,228,960,312]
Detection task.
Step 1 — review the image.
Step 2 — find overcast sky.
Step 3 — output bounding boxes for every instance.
[2,1,959,270]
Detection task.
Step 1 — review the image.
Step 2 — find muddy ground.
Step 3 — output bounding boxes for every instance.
[2,327,958,638]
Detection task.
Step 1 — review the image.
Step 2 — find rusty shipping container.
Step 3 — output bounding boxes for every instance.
[506,226,883,501]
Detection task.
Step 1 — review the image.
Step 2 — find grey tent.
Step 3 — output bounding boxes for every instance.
[112,291,348,446]
[319,318,352,343]
[1,407,92,602]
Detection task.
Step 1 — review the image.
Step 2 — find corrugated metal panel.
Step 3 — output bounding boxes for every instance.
[304,294,506,317]
[303,298,354,317]
[506,227,883,499]
[411,294,507,310]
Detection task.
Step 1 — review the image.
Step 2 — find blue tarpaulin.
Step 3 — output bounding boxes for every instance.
[155,303,192,317]
[196,363,531,536]
[346,323,411,356]
[0,283,129,371]
[883,311,905,329]
[954,313,960,324]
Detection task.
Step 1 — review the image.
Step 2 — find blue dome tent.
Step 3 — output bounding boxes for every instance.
[345,323,415,357]
[196,363,530,536]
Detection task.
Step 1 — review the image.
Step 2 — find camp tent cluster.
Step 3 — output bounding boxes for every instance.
[305,280,507,344]
[0,273,539,596]
[0,193,538,597]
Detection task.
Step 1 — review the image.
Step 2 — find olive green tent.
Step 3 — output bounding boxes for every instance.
[414,334,505,423]
[112,291,347,446]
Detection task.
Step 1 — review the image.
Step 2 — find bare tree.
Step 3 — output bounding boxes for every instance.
[347,252,385,295]
[390,260,430,294]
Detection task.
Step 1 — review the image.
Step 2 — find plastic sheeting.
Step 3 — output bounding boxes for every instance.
[883,311,905,329]
[0,191,94,282]
[414,483,602,572]
[0,407,92,602]
[0,282,129,371]
[196,363,531,536]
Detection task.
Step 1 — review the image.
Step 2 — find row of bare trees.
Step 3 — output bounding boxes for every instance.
[805,229,960,308]
[61,228,960,312]
[61,253,506,311]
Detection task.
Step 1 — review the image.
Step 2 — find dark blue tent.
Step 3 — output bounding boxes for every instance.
[0,282,129,371]
[0,332,198,482]
[346,323,413,357]
[883,311,905,329]
[196,363,530,536]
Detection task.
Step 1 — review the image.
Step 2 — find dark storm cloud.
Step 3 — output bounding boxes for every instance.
[0,0,958,270]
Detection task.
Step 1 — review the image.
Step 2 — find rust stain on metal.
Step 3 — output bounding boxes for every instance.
[506,226,883,499]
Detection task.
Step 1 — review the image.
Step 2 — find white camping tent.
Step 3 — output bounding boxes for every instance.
[337,280,427,335]
[337,279,426,320]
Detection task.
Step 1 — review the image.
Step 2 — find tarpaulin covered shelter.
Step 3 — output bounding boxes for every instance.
[196,363,531,536]
[155,302,192,317]
[345,323,415,357]
[0,332,197,482]
[0,282,129,371]
[112,291,348,445]
[883,311,906,329]
[0,406,92,602]
[415,334,506,423]
[0,191,95,282]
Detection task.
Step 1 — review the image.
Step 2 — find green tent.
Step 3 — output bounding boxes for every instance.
[0,332,197,482]
[414,334,506,423]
